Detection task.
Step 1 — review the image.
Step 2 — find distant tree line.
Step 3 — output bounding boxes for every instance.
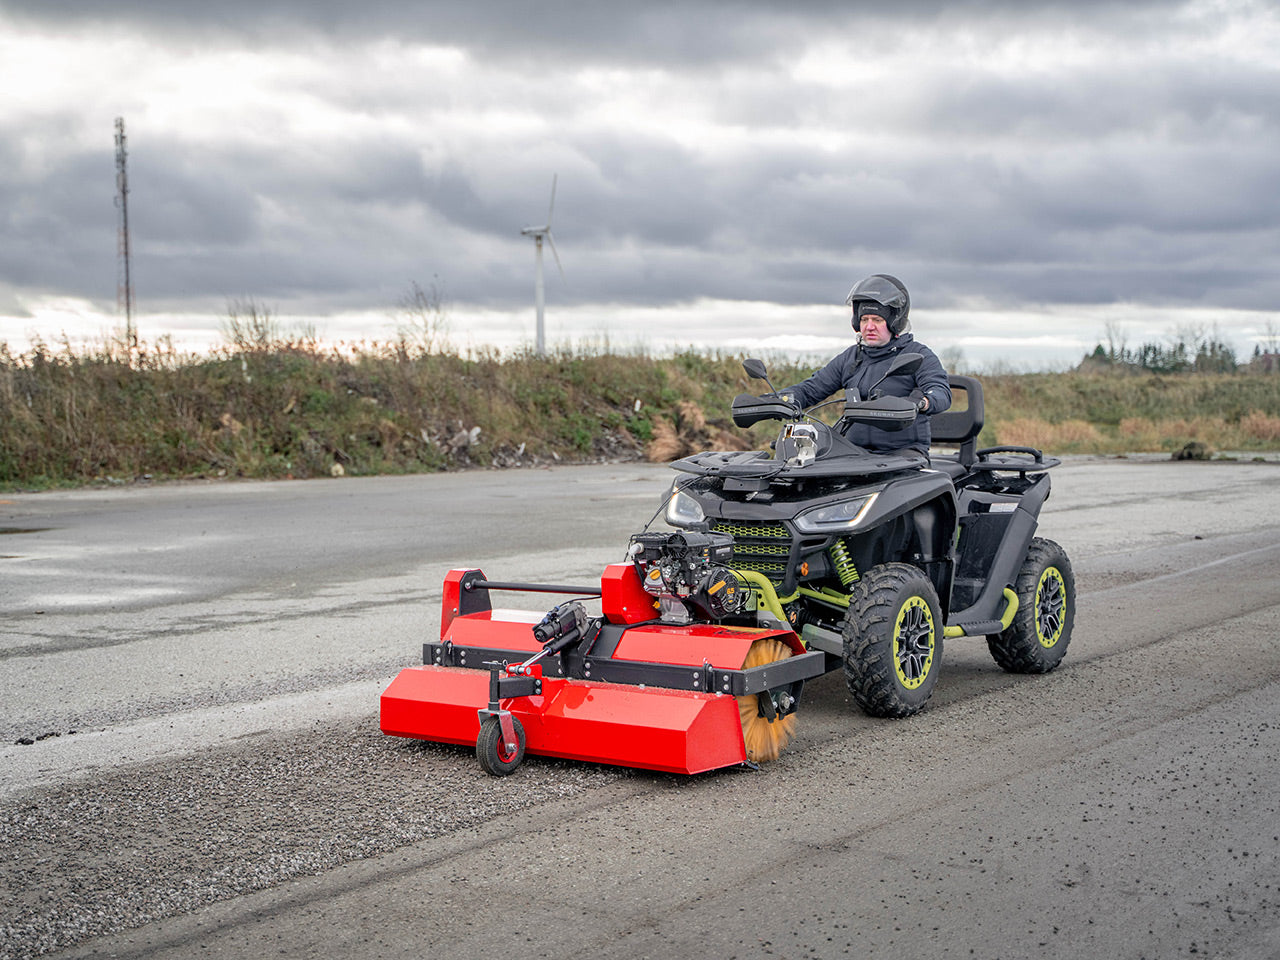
[1082,321,1280,374]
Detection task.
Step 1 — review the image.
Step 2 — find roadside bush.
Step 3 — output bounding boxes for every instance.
[2,338,1279,490]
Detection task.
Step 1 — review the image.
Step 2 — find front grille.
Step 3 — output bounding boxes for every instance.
[712,519,788,538]
[710,519,793,581]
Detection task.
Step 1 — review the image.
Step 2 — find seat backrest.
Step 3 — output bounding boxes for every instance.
[930,375,985,468]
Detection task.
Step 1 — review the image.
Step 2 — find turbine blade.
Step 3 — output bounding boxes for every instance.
[547,230,565,281]
[546,173,557,227]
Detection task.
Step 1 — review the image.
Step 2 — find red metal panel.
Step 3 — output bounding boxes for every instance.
[611,623,797,669]
[440,568,479,638]
[381,666,489,746]
[380,665,748,775]
[443,611,545,653]
[523,680,747,774]
[601,563,658,624]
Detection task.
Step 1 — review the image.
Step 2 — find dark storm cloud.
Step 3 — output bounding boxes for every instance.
[1,143,117,295]
[6,0,812,66]
[2,0,1277,345]
[4,0,1178,64]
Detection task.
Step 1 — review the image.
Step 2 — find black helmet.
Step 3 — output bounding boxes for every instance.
[846,274,910,335]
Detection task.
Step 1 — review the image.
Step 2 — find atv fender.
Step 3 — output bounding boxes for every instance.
[949,472,1051,630]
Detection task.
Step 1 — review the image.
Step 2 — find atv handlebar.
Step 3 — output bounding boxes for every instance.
[731,393,802,427]
[732,393,918,431]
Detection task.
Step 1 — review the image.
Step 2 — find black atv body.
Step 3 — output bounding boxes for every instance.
[662,361,1075,717]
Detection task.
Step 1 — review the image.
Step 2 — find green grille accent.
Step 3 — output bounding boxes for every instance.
[711,519,793,581]
[712,519,788,538]
[734,559,787,574]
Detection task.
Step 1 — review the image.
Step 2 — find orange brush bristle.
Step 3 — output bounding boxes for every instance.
[738,638,797,763]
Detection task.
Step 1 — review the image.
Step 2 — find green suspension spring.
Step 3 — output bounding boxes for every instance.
[829,539,860,587]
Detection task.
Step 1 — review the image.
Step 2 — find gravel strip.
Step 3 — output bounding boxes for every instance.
[1,657,409,746]
[0,719,628,960]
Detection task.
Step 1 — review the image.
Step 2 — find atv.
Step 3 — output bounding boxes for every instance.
[381,358,1074,774]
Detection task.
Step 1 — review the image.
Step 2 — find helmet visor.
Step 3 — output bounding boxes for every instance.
[845,275,908,309]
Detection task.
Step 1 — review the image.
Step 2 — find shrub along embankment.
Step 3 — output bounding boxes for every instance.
[978,372,1280,454]
[0,340,810,488]
[3,340,1279,490]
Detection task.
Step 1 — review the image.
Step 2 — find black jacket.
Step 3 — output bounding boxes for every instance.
[782,334,951,454]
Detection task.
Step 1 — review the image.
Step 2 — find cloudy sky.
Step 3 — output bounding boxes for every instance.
[2,0,1278,368]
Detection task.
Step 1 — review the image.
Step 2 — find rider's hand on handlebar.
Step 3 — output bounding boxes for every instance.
[765,392,802,416]
[916,396,929,413]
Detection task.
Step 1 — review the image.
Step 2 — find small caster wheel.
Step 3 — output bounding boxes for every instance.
[477,715,526,776]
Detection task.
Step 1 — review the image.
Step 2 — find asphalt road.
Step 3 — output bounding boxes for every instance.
[2,458,1279,960]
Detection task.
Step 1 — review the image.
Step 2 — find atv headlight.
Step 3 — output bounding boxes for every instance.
[664,485,705,527]
[793,494,877,533]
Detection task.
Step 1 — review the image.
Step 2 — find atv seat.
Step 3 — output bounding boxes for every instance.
[930,375,984,480]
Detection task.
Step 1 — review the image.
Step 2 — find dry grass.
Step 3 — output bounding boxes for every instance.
[1240,410,1280,443]
[998,411,1280,456]
[645,401,751,462]
[0,338,809,488]
[995,418,1102,453]
[2,339,1279,490]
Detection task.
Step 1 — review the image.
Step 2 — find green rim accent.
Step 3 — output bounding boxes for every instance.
[893,595,936,690]
[1035,566,1067,648]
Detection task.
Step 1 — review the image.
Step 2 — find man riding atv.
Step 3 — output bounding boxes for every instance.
[779,274,951,460]
[382,274,1075,776]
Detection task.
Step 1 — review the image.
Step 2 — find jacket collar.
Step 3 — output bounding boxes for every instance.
[859,332,914,361]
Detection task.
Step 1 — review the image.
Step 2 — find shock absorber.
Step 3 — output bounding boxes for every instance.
[828,538,860,588]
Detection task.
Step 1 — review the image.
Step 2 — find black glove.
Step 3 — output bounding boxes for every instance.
[916,396,929,413]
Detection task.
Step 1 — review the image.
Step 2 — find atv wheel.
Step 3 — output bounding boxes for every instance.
[987,537,1075,674]
[477,715,526,776]
[738,637,798,763]
[843,563,944,718]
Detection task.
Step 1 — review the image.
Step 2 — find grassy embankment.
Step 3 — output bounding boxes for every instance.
[3,338,1280,490]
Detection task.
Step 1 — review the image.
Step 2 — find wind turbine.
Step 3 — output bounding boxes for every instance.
[520,175,564,355]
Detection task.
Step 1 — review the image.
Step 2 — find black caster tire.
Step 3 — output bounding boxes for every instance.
[477,715,526,776]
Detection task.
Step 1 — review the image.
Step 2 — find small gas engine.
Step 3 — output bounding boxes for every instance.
[627,531,748,622]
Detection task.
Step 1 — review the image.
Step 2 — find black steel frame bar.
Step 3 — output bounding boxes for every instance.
[424,642,827,695]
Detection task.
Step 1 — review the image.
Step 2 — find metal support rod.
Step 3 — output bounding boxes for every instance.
[467,579,601,596]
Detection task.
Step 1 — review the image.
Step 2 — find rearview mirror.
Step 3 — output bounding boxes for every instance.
[865,352,924,398]
[742,358,768,380]
[885,353,923,378]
